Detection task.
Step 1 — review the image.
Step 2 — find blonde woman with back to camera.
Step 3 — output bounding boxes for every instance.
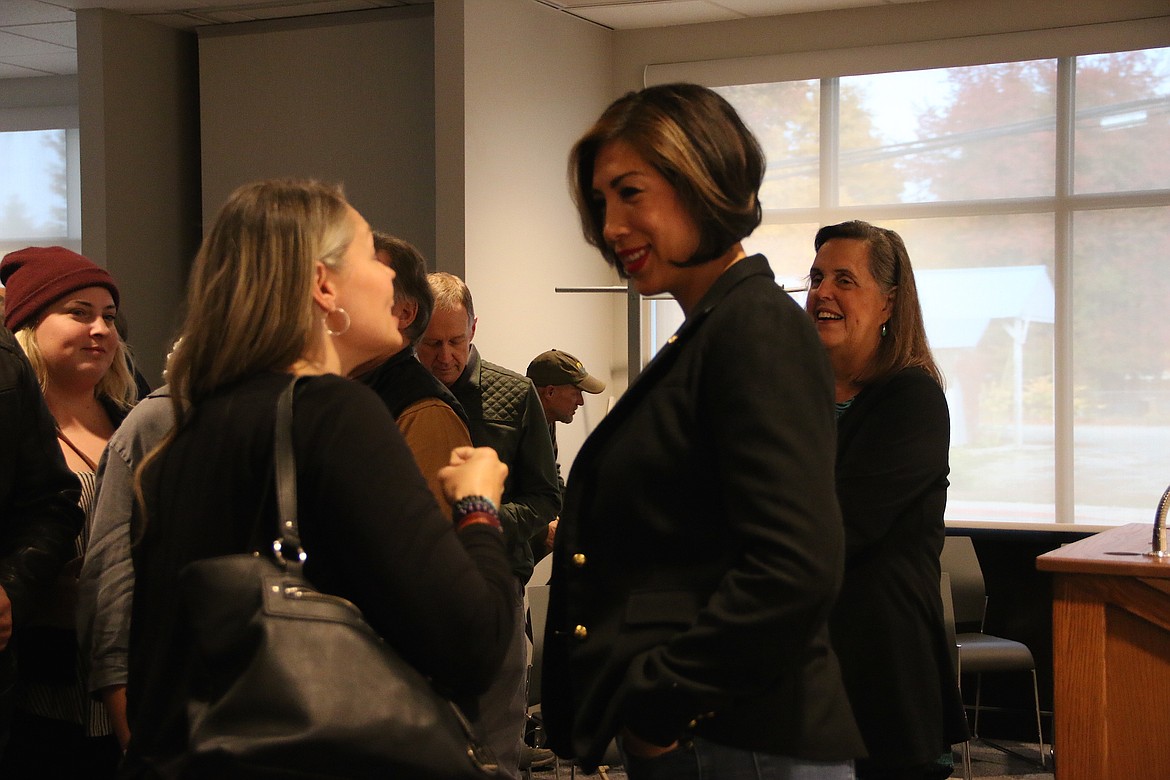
[121,179,515,777]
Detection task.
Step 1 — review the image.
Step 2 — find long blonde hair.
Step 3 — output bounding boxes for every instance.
[135,180,353,519]
[165,179,353,408]
[15,323,137,410]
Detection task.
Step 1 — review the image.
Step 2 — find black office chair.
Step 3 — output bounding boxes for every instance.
[940,536,1046,768]
[941,572,974,780]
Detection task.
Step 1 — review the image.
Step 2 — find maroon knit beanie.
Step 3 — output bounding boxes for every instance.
[0,246,120,332]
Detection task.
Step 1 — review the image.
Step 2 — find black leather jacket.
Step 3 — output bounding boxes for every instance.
[0,327,84,704]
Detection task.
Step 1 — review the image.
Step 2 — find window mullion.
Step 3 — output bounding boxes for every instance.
[820,77,839,213]
[1054,56,1075,524]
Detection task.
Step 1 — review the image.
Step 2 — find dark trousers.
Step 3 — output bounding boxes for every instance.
[619,737,856,780]
[0,711,121,778]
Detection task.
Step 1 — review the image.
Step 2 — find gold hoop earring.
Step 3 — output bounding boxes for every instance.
[325,307,350,337]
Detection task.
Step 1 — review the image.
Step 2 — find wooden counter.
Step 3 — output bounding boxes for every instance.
[1036,524,1170,780]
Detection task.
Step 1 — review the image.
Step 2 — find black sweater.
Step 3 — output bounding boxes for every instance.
[125,372,513,771]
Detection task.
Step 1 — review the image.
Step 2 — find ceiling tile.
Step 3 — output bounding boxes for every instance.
[46,1,211,10]
[130,12,213,28]
[0,0,922,82]
[186,9,261,24]
[0,29,71,56]
[0,0,76,26]
[568,1,741,29]
[243,1,390,21]
[0,50,78,75]
[550,0,653,6]
[52,0,392,10]
[0,61,55,78]
[716,0,851,13]
[7,22,77,48]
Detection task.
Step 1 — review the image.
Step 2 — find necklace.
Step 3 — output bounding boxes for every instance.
[57,427,99,472]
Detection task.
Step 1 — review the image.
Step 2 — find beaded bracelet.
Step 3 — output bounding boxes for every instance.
[455,511,503,533]
[452,494,498,518]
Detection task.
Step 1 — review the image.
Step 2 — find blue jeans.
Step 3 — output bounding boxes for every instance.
[619,736,855,780]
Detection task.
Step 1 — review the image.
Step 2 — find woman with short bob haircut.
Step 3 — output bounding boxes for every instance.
[544,84,864,780]
[123,179,515,777]
[570,82,764,274]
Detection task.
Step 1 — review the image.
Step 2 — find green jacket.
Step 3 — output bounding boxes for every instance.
[452,347,561,584]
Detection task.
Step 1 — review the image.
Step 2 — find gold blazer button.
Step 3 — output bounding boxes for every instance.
[573,625,588,640]
[572,553,587,567]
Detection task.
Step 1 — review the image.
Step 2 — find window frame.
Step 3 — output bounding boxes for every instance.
[647,39,1170,526]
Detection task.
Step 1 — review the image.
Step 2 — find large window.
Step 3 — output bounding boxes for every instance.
[707,47,1170,526]
[0,128,81,257]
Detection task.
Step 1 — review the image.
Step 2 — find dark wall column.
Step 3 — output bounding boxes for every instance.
[77,8,200,387]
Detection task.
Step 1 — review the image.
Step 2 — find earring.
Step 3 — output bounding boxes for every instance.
[881,322,888,337]
[325,307,350,337]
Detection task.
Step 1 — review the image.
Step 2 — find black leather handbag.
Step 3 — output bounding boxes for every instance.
[176,376,498,779]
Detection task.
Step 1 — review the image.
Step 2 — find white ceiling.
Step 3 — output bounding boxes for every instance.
[0,0,925,79]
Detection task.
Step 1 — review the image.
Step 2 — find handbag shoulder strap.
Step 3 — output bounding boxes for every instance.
[273,375,307,569]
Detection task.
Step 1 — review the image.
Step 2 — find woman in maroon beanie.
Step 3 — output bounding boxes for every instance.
[0,246,136,777]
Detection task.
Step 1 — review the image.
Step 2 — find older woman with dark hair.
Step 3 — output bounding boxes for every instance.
[543,83,863,780]
[805,220,968,779]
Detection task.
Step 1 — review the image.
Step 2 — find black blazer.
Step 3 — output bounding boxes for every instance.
[830,367,969,770]
[542,255,864,770]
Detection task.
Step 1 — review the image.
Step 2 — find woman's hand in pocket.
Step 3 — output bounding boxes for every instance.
[620,727,678,759]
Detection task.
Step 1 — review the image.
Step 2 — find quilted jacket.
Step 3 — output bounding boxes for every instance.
[452,347,560,583]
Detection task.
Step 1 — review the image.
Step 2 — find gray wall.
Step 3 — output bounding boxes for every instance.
[436,0,617,465]
[0,75,77,131]
[198,5,437,260]
[434,0,466,279]
[196,0,618,469]
[77,8,200,386]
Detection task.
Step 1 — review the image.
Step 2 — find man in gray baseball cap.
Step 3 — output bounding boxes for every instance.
[526,349,605,427]
[525,349,605,561]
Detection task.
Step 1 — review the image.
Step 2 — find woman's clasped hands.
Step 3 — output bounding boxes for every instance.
[440,446,508,509]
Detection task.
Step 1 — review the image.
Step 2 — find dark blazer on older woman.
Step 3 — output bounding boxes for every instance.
[830,367,968,775]
[542,254,865,771]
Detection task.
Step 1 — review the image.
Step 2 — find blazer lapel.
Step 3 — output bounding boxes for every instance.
[571,256,774,467]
